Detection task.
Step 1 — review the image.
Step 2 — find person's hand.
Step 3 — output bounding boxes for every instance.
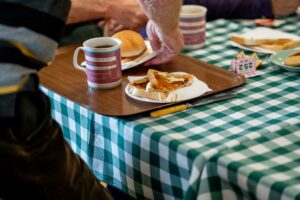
[98,19,125,36]
[145,20,184,66]
[99,0,148,31]
[272,0,300,17]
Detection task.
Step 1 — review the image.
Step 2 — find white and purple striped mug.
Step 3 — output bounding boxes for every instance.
[73,37,122,89]
[180,5,207,50]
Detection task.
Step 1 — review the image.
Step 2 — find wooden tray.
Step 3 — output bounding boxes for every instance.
[38,45,246,117]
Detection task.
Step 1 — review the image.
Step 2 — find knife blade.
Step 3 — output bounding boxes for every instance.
[150,93,236,118]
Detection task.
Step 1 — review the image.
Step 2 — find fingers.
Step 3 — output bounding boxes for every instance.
[146,21,162,51]
[97,21,106,27]
[108,4,148,30]
[145,21,184,66]
[109,24,125,35]
[144,47,175,66]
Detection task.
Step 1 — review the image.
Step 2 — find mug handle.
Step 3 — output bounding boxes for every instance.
[73,47,86,71]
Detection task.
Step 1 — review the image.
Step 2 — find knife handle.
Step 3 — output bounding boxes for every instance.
[150,104,187,118]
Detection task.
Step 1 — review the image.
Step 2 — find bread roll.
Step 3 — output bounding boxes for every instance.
[112,30,146,58]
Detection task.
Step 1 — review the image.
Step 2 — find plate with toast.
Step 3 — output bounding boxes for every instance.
[270,48,300,72]
[125,69,212,103]
[230,27,300,54]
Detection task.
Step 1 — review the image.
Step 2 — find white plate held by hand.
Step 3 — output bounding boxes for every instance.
[122,41,161,70]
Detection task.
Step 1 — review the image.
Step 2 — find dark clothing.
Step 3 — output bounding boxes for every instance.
[0,0,112,199]
[60,20,104,46]
[184,0,273,20]
[0,75,112,200]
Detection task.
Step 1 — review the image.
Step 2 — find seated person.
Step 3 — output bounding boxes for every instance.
[61,0,148,45]
[104,0,300,36]
[0,0,182,199]
[0,0,112,199]
[183,0,300,20]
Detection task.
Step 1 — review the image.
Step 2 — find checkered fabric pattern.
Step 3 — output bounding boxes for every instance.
[201,124,300,200]
[40,15,300,200]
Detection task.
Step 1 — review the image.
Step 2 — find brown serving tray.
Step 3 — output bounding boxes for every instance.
[38,45,246,117]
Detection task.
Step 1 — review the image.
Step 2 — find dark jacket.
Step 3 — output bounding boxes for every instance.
[0,1,112,199]
[184,0,273,20]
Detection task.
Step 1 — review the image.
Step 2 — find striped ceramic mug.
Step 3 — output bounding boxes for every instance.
[180,5,207,50]
[73,37,122,89]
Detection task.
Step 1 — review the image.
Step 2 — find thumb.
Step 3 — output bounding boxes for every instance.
[146,21,161,51]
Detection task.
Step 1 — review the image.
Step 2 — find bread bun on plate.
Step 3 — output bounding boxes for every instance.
[112,30,147,62]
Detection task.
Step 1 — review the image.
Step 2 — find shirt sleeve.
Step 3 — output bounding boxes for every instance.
[183,0,273,20]
[0,0,71,92]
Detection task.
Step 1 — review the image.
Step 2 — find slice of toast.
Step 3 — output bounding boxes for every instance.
[231,35,293,46]
[284,55,300,67]
[259,40,300,52]
[127,76,177,102]
[288,50,300,57]
[147,69,193,92]
[231,35,300,52]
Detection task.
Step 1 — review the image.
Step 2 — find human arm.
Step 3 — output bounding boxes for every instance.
[272,0,300,17]
[136,0,184,65]
[184,0,300,20]
[184,0,273,20]
[97,0,148,34]
[68,0,147,31]
[0,0,71,90]
[0,1,112,199]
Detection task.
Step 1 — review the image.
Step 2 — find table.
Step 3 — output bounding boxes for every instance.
[40,15,300,200]
[201,125,300,200]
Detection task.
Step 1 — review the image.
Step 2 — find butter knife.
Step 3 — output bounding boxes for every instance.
[150,93,236,118]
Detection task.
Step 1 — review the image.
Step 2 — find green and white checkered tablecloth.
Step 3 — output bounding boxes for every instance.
[41,15,300,200]
[201,124,300,200]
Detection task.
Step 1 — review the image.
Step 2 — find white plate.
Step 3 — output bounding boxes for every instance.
[125,72,212,103]
[81,41,160,71]
[230,27,300,54]
[270,48,300,72]
[231,41,275,54]
[122,41,161,70]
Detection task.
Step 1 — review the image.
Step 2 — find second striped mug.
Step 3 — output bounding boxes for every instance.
[180,5,207,50]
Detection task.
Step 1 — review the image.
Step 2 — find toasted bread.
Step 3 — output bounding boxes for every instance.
[231,35,293,46]
[127,76,177,102]
[121,48,147,63]
[284,55,300,67]
[122,55,140,63]
[231,35,300,52]
[288,50,300,57]
[259,40,298,52]
[147,69,193,92]
[112,30,146,58]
